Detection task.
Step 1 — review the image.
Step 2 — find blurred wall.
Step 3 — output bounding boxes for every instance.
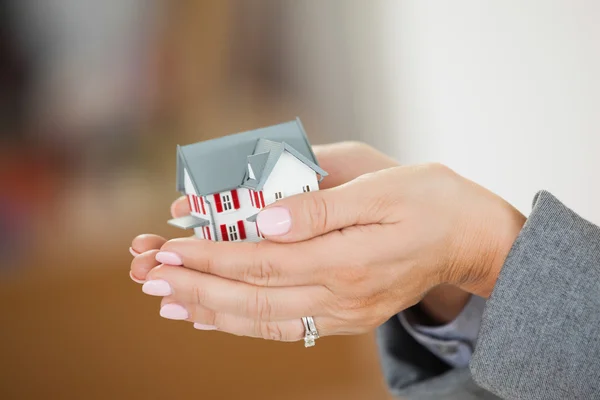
[280,1,600,223]
[380,1,600,222]
[277,1,392,148]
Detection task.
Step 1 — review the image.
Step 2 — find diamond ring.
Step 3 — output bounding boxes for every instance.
[302,316,319,347]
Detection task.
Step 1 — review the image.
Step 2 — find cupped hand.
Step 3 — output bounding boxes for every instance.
[129,142,397,283]
[129,143,525,342]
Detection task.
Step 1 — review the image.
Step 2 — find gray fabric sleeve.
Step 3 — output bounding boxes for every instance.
[470,191,600,399]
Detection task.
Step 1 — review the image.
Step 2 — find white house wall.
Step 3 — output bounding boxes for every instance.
[209,188,261,242]
[263,151,319,204]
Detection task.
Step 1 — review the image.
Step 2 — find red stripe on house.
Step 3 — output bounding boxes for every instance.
[231,189,240,209]
[254,191,260,208]
[200,197,206,214]
[187,195,193,212]
[214,193,223,213]
[220,224,228,241]
[206,227,212,241]
[193,196,200,212]
[237,220,246,240]
[259,191,265,208]
[249,190,255,207]
[253,191,260,208]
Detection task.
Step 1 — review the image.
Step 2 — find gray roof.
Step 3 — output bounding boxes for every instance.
[177,118,327,196]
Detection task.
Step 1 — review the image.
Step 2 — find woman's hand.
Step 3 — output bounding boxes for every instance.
[129,142,399,282]
[130,143,525,341]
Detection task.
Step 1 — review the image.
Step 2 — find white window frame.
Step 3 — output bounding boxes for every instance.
[222,193,233,211]
[228,224,239,241]
[302,185,311,193]
[274,191,283,200]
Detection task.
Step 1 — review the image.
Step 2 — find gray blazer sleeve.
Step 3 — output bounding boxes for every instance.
[378,191,600,399]
[470,191,600,399]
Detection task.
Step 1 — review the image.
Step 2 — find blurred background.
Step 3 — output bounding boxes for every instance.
[1,1,599,399]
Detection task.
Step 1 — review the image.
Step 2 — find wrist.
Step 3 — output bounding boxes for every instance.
[479,202,526,296]
[449,189,526,298]
[415,284,472,326]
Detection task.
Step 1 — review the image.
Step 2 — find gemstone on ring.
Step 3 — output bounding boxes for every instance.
[302,316,319,348]
[304,333,317,347]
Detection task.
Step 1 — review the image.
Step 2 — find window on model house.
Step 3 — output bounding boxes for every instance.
[222,194,233,211]
[302,185,311,192]
[275,191,283,200]
[228,225,239,241]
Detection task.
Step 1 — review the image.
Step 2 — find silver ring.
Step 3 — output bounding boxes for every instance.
[302,316,319,348]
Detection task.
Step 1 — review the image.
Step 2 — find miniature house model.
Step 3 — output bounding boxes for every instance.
[168,118,328,242]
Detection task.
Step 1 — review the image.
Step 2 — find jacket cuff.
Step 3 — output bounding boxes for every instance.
[399,295,485,368]
[470,191,600,399]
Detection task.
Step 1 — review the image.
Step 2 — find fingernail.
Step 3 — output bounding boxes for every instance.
[142,280,172,296]
[257,207,291,236]
[193,323,218,331]
[155,251,183,266]
[160,304,188,320]
[129,247,140,257]
[129,271,146,284]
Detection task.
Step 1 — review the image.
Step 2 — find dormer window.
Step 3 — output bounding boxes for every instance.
[248,163,256,180]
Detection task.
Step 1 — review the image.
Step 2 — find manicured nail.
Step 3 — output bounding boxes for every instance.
[257,207,291,236]
[129,247,140,257]
[155,251,183,266]
[142,280,172,296]
[129,271,146,284]
[160,304,188,320]
[193,323,218,331]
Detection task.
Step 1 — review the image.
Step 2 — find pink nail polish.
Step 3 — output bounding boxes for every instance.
[193,323,218,331]
[160,304,189,320]
[142,280,172,296]
[155,251,183,266]
[129,247,140,257]
[129,271,146,284]
[257,207,292,236]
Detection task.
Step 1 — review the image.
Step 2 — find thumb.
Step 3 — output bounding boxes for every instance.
[256,176,384,243]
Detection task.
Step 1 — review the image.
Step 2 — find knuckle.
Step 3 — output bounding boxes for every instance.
[245,243,278,286]
[341,296,368,312]
[202,249,215,274]
[335,262,370,286]
[248,289,273,321]
[425,162,455,178]
[258,321,284,341]
[192,283,208,305]
[304,193,331,234]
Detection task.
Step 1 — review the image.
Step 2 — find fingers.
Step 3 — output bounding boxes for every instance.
[159,298,339,341]
[160,299,309,341]
[256,172,393,243]
[144,264,329,320]
[312,142,398,189]
[130,249,161,282]
[171,196,190,218]
[131,234,168,255]
[157,237,327,286]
